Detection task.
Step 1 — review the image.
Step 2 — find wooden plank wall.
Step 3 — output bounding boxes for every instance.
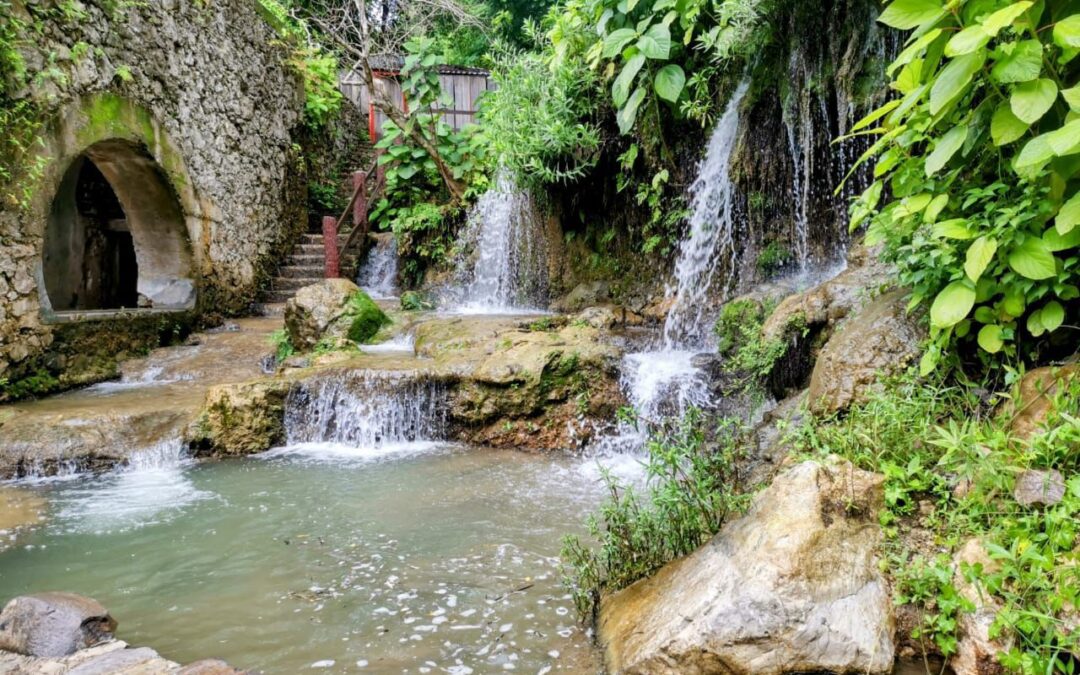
[340,70,492,139]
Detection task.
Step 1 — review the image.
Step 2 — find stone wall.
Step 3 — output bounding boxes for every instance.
[0,0,310,393]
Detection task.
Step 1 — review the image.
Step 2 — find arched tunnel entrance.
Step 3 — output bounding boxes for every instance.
[43,139,195,314]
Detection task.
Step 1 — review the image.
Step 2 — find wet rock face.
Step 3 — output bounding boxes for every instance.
[807,288,926,414]
[0,593,116,657]
[599,460,895,675]
[193,380,289,456]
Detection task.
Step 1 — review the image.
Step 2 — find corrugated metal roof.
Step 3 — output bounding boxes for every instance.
[367,54,488,77]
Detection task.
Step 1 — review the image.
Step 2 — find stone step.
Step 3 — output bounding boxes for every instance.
[278,264,324,279]
[256,302,287,317]
[272,277,323,291]
[263,290,295,304]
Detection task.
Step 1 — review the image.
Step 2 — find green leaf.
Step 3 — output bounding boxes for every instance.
[930,281,977,328]
[930,50,986,115]
[1043,118,1080,156]
[965,236,998,281]
[879,0,945,29]
[852,100,901,132]
[653,64,685,103]
[1056,191,1080,234]
[1011,78,1058,124]
[1044,223,1080,250]
[1014,134,1055,170]
[924,194,949,223]
[925,124,968,175]
[933,218,975,239]
[888,29,943,77]
[602,29,638,58]
[991,103,1030,145]
[1008,237,1058,279]
[977,324,1005,353]
[638,24,671,59]
[1003,291,1026,317]
[990,40,1043,84]
[946,25,990,56]
[1027,308,1046,336]
[1062,85,1080,112]
[983,2,1033,36]
[1053,14,1080,50]
[612,53,645,107]
[1042,301,1065,332]
[617,86,647,135]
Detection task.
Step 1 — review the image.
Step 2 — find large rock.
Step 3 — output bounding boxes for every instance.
[951,539,1010,675]
[599,460,894,674]
[0,593,116,657]
[285,280,389,351]
[807,288,925,414]
[192,380,290,456]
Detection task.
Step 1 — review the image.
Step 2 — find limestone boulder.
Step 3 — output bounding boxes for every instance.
[285,280,389,351]
[552,281,612,312]
[1014,469,1066,507]
[807,288,925,414]
[951,539,1010,675]
[0,593,116,657]
[599,460,894,675]
[192,380,289,455]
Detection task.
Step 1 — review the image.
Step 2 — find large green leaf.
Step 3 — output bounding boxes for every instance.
[1014,134,1055,171]
[925,124,968,175]
[638,24,671,59]
[1008,237,1058,279]
[1041,301,1065,332]
[983,2,1033,36]
[965,236,998,281]
[930,280,977,328]
[933,218,975,239]
[653,64,685,103]
[888,28,943,77]
[990,40,1043,84]
[991,103,1030,145]
[1054,14,1080,49]
[1056,191,1080,234]
[1043,118,1080,156]
[1011,78,1058,124]
[1062,85,1080,112]
[946,26,990,56]
[930,50,986,115]
[1043,222,1080,250]
[977,324,1005,353]
[602,29,638,58]
[879,0,945,29]
[612,54,645,107]
[617,86,647,135]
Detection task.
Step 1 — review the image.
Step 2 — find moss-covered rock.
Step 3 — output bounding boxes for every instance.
[285,280,390,351]
[345,292,391,343]
[191,380,290,456]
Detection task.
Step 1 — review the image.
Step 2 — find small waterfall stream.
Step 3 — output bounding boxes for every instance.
[450,173,550,314]
[356,233,400,299]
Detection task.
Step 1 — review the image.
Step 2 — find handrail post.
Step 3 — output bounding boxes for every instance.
[322,216,340,279]
[353,170,366,233]
[375,148,385,190]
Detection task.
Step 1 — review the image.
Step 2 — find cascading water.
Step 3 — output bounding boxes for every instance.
[356,232,399,299]
[269,371,449,461]
[451,173,550,314]
[595,83,750,454]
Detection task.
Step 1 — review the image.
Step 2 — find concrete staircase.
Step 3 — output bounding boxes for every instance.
[258,231,357,315]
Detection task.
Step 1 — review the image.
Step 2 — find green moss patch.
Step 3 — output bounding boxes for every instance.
[345,291,391,344]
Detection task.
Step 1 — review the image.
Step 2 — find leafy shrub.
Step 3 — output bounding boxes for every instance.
[400,290,435,311]
[268,328,295,362]
[476,50,601,185]
[848,0,1080,372]
[561,411,749,620]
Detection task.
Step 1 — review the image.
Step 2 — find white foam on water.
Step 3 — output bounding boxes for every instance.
[51,439,209,534]
[361,333,416,354]
[257,441,449,465]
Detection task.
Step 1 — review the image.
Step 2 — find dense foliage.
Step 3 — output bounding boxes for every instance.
[849,0,1080,372]
[795,370,1080,674]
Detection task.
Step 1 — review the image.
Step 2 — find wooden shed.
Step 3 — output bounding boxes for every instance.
[340,57,493,140]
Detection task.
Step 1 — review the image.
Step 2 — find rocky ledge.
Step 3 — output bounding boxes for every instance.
[0,592,244,674]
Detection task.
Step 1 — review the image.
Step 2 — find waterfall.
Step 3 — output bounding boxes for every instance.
[661,81,750,350]
[283,371,448,447]
[783,56,815,273]
[356,232,399,299]
[595,83,749,454]
[451,173,550,314]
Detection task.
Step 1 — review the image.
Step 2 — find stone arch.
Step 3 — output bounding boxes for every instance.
[42,139,195,313]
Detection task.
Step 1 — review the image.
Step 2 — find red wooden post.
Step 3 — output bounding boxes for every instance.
[322,216,340,279]
[353,170,366,227]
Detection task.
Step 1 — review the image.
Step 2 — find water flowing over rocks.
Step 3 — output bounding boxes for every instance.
[807,288,926,414]
[599,459,894,675]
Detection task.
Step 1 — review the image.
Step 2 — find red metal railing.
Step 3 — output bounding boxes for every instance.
[322,154,386,278]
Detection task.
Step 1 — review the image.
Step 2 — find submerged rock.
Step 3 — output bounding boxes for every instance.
[285,280,389,351]
[599,459,894,675]
[807,288,925,414]
[0,592,116,657]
